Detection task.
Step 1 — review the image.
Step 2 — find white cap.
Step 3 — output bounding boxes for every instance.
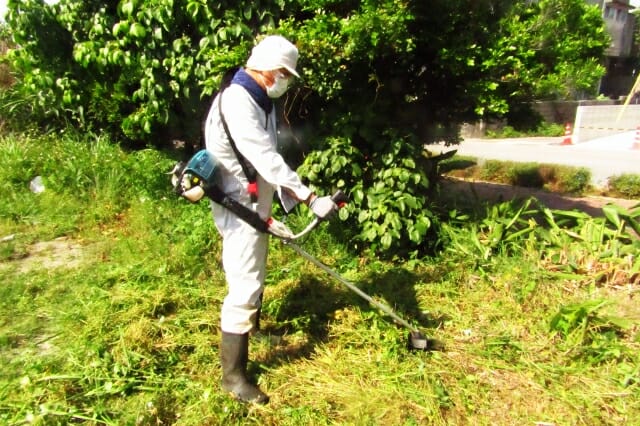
[246,35,300,78]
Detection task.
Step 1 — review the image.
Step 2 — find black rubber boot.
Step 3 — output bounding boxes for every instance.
[220,332,269,404]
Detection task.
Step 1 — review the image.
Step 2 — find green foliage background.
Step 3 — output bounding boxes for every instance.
[1,0,610,253]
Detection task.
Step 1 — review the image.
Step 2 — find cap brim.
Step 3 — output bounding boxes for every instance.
[281,64,300,78]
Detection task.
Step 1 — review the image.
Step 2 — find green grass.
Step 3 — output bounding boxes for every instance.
[1,133,639,425]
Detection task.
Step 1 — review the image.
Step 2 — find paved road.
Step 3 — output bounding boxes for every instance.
[426,133,640,187]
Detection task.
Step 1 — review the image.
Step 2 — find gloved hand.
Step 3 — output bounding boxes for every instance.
[309,195,338,220]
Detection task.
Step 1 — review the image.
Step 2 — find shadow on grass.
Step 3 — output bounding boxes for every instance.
[356,267,448,330]
[258,275,348,365]
[258,266,447,369]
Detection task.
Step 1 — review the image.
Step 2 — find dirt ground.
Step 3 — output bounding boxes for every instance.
[443,177,639,216]
[1,236,86,274]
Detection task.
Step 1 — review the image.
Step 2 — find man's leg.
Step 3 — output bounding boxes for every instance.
[218,220,269,403]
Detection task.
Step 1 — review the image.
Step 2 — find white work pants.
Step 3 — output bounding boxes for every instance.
[213,203,269,334]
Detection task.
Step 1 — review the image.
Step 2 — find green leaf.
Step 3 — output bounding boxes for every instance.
[121,1,134,16]
[380,233,393,249]
[403,196,418,210]
[199,37,210,50]
[113,22,129,37]
[186,1,200,18]
[353,188,364,203]
[363,227,377,241]
[129,23,146,38]
[243,5,252,20]
[402,158,416,169]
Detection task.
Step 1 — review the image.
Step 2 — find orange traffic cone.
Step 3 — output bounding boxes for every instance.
[633,126,640,150]
[561,122,573,145]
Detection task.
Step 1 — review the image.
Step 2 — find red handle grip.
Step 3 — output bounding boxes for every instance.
[331,190,348,208]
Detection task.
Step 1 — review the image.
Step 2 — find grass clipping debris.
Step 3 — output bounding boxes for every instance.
[1,133,639,425]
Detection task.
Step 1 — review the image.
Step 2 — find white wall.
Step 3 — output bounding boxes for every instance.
[574,105,640,142]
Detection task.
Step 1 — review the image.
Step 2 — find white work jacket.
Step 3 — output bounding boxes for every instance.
[204,83,312,222]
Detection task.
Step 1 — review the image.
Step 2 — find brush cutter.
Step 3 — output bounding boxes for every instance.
[279,191,442,352]
[170,152,441,351]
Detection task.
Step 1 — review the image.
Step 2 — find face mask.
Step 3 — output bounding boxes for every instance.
[265,72,290,98]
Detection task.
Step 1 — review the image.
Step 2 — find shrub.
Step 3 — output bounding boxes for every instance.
[608,174,640,199]
[485,122,566,139]
[486,125,523,139]
[556,167,591,195]
[299,132,436,255]
[536,122,565,137]
[507,163,544,188]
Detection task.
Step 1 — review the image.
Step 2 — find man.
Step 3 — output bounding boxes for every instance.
[203,35,337,404]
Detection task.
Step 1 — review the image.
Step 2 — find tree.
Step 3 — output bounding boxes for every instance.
[2,0,609,254]
[4,0,287,143]
[286,0,609,253]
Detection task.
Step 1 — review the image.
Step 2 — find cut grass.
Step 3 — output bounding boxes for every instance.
[1,133,639,425]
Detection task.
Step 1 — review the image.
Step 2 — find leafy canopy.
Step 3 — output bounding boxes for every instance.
[2,0,609,254]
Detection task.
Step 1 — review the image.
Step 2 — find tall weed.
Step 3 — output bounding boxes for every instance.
[550,299,631,364]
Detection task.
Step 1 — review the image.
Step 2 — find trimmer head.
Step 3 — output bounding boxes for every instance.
[408,330,445,351]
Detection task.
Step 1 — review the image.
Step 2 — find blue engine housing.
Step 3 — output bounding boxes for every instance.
[184,149,218,186]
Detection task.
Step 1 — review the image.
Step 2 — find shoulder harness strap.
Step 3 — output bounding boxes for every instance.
[218,90,259,203]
